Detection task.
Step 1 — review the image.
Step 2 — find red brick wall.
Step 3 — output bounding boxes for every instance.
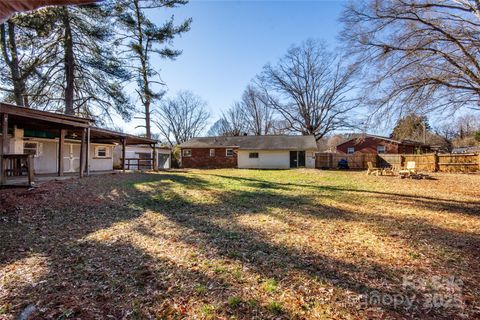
[337,137,399,154]
[337,137,430,154]
[181,148,238,168]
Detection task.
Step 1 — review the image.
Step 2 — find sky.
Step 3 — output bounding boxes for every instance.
[119,0,347,135]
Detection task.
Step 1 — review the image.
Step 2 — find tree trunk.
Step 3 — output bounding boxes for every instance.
[145,98,151,138]
[63,8,75,115]
[0,22,28,107]
[134,0,151,138]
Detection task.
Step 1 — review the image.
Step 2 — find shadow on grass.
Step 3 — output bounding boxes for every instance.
[207,173,480,216]
[1,171,478,319]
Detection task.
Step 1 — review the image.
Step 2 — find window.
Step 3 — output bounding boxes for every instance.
[95,146,108,158]
[24,141,41,157]
[377,145,386,154]
[226,149,234,157]
[137,152,151,160]
[209,149,215,157]
[182,149,192,157]
[249,152,259,158]
[347,147,355,154]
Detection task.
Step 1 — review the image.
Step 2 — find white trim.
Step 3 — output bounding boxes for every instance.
[226,148,234,157]
[94,145,109,158]
[182,149,192,157]
[23,141,42,157]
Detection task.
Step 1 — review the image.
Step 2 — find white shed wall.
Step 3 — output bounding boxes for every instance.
[25,138,113,174]
[32,140,58,174]
[89,144,114,171]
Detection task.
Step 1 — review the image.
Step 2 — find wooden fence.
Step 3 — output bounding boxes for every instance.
[316,152,480,173]
[403,154,437,171]
[438,153,479,173]
[315,153,377,170]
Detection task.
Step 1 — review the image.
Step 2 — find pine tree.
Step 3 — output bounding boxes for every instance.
[114,0,191,138]
[38,5,131,122]
[391,114,430,142]
[2,4,133,124]
[0,11,53,107]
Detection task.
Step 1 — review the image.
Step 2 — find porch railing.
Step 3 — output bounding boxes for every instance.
[1,154,34,186]
[122,158,154,170]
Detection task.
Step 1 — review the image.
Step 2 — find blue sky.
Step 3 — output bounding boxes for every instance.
[121,0,347,135]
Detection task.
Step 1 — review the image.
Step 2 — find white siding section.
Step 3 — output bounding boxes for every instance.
[238,149,316,169]
[32,140,58,174]
[24,139,114,174]
[238,150,290,169]
[89,144,113,172]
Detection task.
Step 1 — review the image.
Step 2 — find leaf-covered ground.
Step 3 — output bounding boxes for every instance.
[0,169,479,319]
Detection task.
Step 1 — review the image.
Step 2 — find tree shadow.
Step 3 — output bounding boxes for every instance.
[1,171,478,319]
[206,173,480,216]
[133,173,478,318]
[1,173,294,319]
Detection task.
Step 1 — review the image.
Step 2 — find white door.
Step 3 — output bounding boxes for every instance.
[63,144,80,172]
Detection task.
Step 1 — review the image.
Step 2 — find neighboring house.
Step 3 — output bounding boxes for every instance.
[180,135,317,169]
[336,134,430,154]
[113,144,171,170]
[452,146,480,154]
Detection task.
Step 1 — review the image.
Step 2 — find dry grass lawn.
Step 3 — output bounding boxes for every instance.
[0,169,479,319]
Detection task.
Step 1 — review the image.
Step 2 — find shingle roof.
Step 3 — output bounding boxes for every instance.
[337,134,428,147]
[180,135,318,150]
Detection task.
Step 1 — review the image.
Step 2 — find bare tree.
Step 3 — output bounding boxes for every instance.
[241,85,274,135]
[433,114,480,149]
[153,90,209,146]
[207,118,227,136]
[208,85,274,137]
[341,0,480,118]
[216,102,248,136]
[257,39,359,141]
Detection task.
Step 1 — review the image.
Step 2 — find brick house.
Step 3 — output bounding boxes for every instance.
[180,135,318,169]
[336,134,430,154]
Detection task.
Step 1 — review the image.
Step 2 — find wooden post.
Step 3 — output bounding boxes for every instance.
[2,113,8,155]
[433,153,439,172]
[0,113,8,185]
[79,128,86,178]
[0,114,4,185]
[86,127,90,176]
[121,138,126,173]
[152,143,157,170]
[58,129,65,176]
[27,155,34,187]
